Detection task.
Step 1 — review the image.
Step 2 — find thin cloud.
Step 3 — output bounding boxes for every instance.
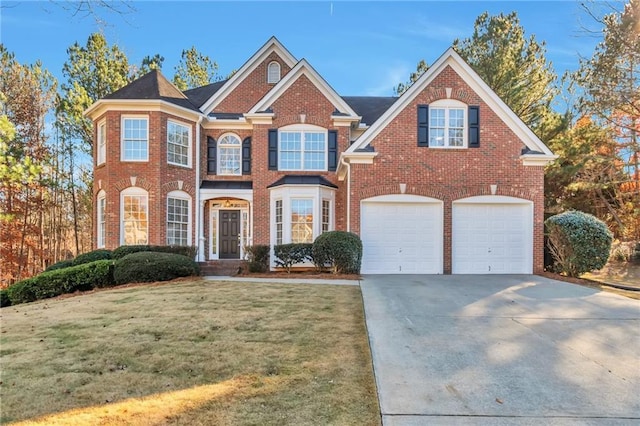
[364,63,410,97]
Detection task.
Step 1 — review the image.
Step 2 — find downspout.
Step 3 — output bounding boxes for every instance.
[340,156,351,232]
[194,115,204,261]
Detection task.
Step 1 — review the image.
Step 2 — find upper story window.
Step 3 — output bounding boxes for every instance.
[97,120,106,165]
[218,133,241,175]
[121,116,148,161]
[267,61,281,84]
[167,120,191,167]
[429,100,466,148]
[278,125,327,171]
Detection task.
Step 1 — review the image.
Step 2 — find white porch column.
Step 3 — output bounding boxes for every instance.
[198,200,206,261]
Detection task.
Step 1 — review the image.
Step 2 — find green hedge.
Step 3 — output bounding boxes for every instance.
[6,260,114,305]
[73,249,112,265]
[245,245,270,273]
[312,231,362,274]
[112,245,197,260]
[45,259,74,272]
[274,243,312,273]
[113,252,199,285]
[0,289,10,307]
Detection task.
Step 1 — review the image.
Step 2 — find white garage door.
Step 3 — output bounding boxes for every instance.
[452,196,533,274]
[361,195,443,274]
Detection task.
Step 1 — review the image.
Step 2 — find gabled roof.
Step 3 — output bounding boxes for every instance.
[200,36,298,114]
[104,69,198,112]
[343,96,398,126]
[183,80,228,108]
[345,48,555,159]
[249,59,359,118]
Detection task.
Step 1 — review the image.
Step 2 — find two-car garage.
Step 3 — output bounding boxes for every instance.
[360,195,533,274]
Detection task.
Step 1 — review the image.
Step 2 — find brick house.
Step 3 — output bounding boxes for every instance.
[85,37,555,274]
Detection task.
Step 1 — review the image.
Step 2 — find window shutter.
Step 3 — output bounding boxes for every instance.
[328,130,338,172]
[417,105,429,147]
[242,137,251,175]
[468,106,480,148]
[268,129,278,170]
[207,136,216,174]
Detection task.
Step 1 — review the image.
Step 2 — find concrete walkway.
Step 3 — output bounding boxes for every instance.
[360,275,640,425]
[203,275,359,286]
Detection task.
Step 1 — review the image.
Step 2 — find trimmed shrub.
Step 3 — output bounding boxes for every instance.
[112,245,197,260]
[274,243,312,273]
[6,260,114,305]
[312,231,362,274]
[45,259,74,272]
[545,211,613,277]
[114,252,199,285]
[245,245,270,273]
[73,249,112,266]
[1,289,12,307]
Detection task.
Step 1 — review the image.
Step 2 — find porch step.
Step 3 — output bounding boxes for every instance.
[199,260,244,276]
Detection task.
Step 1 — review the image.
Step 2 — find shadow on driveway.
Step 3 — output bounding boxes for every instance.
[360,275,640,425]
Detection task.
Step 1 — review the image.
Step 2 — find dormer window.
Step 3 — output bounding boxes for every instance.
[417,100,480,149]
[267,61,281,84]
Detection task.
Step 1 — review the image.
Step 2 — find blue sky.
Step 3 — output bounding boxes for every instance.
[1,1,614,101]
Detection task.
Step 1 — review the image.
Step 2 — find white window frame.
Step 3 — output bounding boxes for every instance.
[208,200,251,260]
[278,124,328,171]
[97,120,106,165]
[120,187,149,245]
[217,133,242,176]
[167,120,191,168]
[166,190,192,246]
[429,99,467,149]
[121,115,149,161]
[97,190,106,248]
[267,61,281,84]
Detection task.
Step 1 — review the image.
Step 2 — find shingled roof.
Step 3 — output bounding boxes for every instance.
[342,96,398,126]
[183,80,228,109]
[105,70,199,112]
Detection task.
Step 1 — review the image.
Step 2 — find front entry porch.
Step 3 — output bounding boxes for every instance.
[204,198,251,261]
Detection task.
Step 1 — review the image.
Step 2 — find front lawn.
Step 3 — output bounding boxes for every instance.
[0,279,380,425]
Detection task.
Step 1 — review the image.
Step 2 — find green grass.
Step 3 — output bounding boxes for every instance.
[0,279,380,425]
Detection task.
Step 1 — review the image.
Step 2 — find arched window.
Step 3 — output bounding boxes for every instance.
[167,190,191,246]
[97,190,106,248]
[218,133,241,175]
[120,187,148,245]
[267,61,281,84]
[428,99,467,148]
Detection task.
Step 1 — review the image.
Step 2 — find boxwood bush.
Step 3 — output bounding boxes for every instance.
[113,252,199,285]
[112,245,197,260]
[245,244,270,273]
[45,259,74,272]
[6,260,114,305]
[73,249,112,265]
[0,289,10,307]
[274,243,312,273]
[545,210,613,277]
[312,231,362,274]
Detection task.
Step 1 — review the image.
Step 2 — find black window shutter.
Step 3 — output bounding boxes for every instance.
[207,136,217,174]
[268,129,278,170]
[242,137,251,175]
[468,106,480,148]
[417,105,429,147]
[328,130,338,171]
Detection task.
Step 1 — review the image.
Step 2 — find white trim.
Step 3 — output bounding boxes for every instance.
[362,194,442,204]
[120,115,149,162]
[167,119,192,168]
[521,153,558,166]
[200,37,297,114]
[96,120,106,166]
[96,190,106,248]
[120,187,149,246]
[453,195,533,205]
[207,201,251,260]
[278,124,328,172]
[267,61,281,84]
[166,190,192,246]
[346,48,554,157]
[85,99,202,121]
[249,59,359,118]
[428,99,468,149]
[217,133,242,176]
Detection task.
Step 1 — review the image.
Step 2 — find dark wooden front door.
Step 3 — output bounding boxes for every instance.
[220,210,240,259]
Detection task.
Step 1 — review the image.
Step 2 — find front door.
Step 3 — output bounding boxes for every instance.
[219,210,241,259]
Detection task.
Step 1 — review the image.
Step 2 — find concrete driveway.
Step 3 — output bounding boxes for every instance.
[360,275,640,425]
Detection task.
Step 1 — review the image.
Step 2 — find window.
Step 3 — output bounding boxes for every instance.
[97,191,106,248]
[218,134,241,175]
[97,121,106,165]
[167,121,190,167]
[291,199,313,243]
[121,188,148,245]
[275,200,283,245]
[279,126,327,171]
[322,199,330,233]
[267,61,281,84]
[167,193,190,246]
[211,210,217,255]
[122,117,148,161]
[429,100,466,148]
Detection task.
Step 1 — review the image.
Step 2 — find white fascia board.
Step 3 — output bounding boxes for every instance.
[346,47,555,158]
[337,152,378,180]
[84,99,202,121]
[243,113,274,125]
[202,117,253,130]
[249,59,360,118]
[200,188,254,203]
[200,37,298,114]
[332,115,362,127]
[520,154,558,166]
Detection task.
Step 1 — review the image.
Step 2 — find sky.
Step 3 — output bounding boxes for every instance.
[0,0,619,104]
